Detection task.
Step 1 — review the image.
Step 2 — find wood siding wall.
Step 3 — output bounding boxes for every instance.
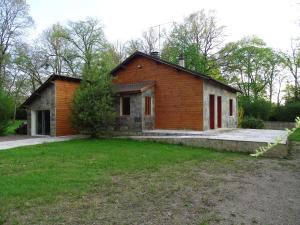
[55,80,80,136]
[113,56,204,130]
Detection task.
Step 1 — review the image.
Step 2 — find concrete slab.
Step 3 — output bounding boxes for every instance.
[142,129,288,144]
[126,129,289,158]
[0,135,41,142]
[0,135,88,150]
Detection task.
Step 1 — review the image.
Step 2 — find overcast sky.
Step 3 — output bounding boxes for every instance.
[27,0,299,51]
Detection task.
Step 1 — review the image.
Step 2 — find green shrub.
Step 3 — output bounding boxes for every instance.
[270,101,300,122]
[0,89,13,135]
[241,116,264,129]
[71,78,116,137]
[238,96,272,120]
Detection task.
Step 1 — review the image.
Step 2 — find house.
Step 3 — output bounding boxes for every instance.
[22,51,240,136]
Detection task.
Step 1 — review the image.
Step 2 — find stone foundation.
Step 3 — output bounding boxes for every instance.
[126,136,289,158]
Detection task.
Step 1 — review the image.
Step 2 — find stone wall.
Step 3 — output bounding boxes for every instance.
[129,136,288,158]
[142,88,155,130]
[26,83,56,136]
[115,93,143,131]
[263,121,296,130]
[203,80,237,130]
[115,87,155,132]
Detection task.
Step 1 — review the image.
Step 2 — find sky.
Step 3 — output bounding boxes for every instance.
[27,0,299,51]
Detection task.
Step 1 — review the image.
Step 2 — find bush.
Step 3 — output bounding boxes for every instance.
[71,78,116,137]
[15,108,27,120]
[238,96,272,120]
[15,122,27,135]
[241,116,264,129]
[0,89,13,135]
[270,101,300,122]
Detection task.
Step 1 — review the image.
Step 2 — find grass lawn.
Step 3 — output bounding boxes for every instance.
[289,128,300,141]
[3,120,24,136]
[0,138,252,225]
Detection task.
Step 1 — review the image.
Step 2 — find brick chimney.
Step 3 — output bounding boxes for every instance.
[150,51,160,58]
[179,53,185,67]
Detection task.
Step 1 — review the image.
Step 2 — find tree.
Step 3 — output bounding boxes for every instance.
[0,88,13,134]
[0,0,33,87]
[265,50,281,102]
[14,44,45,92]
[63,18,107,75]
[281,38,300,100]
[125,27,161,55]
[71,75,116,137]
[219,36,279,98]
[162,10,225,76]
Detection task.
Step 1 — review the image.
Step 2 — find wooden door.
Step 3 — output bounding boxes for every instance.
[217,96,222,128]
[209,95,215,129]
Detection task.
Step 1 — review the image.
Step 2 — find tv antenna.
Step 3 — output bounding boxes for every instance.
[151,21,173,53]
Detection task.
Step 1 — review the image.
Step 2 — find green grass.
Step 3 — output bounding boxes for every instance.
[0,138,247,224]
[3,120,24,135]
[289,128,300,141]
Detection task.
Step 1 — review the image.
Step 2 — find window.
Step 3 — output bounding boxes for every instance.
[229,99,233,116]
[121,97,130,115]
[145,96,151,115]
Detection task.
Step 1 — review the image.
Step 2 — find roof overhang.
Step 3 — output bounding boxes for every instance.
[113,81,155,95]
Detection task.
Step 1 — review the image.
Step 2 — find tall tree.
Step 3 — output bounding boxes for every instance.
[281,38,300,101]
[125,27,161,55]
[0,0,33,87]
[63,18,106,77]
[219,36,279,99]
[162,10,224,77]
[265,50,281,102]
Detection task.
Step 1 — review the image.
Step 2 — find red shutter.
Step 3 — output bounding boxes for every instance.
[145,97,151,115]
[229,99,233,116]
[217,96,222,128]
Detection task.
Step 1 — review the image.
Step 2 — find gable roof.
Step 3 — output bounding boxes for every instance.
[111,51,241,93]
[21,74,81,107]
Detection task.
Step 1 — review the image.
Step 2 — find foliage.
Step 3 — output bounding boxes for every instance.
[0,0,33,87]
[237,107,244,128]
[71,76,116,136]
[250,137,282,157]
[14,121,27,134]
[0,89,13,134]
[4,120,24,135]
[288,128,300,141]
[161,10,224,77]
[219,36,281,99]
[238,96,272,120]
[251,117,300,157]
[280,38,300,100]
[270,101,300,122]
[283,82,300,103]
[240,116,264,129]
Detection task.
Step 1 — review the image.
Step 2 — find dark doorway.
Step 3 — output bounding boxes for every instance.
[209,95,215,129]
[217,96,222,128]
[37,110,50,135]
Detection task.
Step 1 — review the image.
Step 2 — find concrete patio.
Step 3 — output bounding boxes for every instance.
[128,129,290,158]
[142,128,288,144]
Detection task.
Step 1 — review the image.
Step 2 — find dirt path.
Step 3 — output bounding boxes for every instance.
[213,153,300,225]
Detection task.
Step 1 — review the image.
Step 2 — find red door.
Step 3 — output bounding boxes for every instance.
[217,96,222,128]
[209,95,215,129]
